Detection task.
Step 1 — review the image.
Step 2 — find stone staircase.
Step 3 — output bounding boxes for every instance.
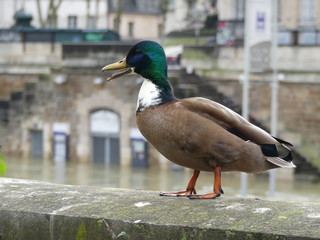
[171,68,320,177]
[0,91,25,124]
[1,82,34,125]
[0,76,54,148]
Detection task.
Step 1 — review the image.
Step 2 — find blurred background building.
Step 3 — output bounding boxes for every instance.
[0,0,108,29]
[218,0,320,46]
[0,0,319,180]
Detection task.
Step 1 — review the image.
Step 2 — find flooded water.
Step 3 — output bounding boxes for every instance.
[4,158,320,203]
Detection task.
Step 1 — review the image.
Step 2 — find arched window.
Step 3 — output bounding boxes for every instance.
[90,109,120,164]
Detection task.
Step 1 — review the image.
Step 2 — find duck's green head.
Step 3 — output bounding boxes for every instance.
[102,41,168,86]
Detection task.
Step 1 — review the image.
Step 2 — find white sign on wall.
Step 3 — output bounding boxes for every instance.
[248,0,273,72]
[53,122,70,163]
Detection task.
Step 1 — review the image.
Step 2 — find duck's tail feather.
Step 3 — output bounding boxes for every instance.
[260,140,296,168]
[266,157,296,168]
[272,136,293,148]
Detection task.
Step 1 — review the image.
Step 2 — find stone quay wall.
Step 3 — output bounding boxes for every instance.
[1,178,320,240]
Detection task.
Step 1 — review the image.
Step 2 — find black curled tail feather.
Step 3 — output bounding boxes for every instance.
[260,144,278,157]
[260,143,293,162]
[260,137,295,168]
[272,136,293,148]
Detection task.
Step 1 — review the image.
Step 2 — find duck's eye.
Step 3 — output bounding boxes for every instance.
[135,49,142,54]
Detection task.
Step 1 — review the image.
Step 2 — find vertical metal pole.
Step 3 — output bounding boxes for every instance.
[269,0,279,196]
[241,0,251,197]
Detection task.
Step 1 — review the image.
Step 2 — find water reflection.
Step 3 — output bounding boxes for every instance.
[4,158,320,203]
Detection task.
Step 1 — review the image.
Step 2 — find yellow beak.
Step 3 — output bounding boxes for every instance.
[101,58,132,81]
[102,58,127,71]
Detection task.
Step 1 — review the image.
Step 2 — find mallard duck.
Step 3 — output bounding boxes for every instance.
[102,40,295,199]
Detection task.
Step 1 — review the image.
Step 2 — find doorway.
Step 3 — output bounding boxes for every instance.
[30,129,43,159]
[90,109,120,164]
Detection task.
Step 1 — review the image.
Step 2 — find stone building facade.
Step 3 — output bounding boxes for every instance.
[0,0,163,40]
[1,72,138,163]
[219,0,320,28]
[1,41,320,171]
[0,43,148,167]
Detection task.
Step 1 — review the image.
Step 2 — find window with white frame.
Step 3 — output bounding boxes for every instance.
[300,0,315,26]
[158,24,163,38]
[47,15,54,28]
[235,0,245,20]
[68,16,78,29]
[167,0,176,11]
[87,16,96,29]
[128,22,134,37]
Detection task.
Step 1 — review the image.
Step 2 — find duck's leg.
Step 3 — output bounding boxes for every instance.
[188,167,222,199]
[159,170,200,197]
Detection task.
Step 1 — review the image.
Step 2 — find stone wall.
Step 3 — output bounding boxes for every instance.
[1,42,319,170]
[0,72,142,165]
[1,178,320,240]
[0,42,144,165]
[183,45,320,72]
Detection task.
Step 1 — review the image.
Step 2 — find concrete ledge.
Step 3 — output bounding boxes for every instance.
[0,178,319,240]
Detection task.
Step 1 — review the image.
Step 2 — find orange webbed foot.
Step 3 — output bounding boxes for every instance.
[160,170,200,197]
[159,189,196,197]
[187,167,223,199]
[188,192,221,199]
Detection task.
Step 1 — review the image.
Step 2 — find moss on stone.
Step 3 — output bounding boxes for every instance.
[75,222,87,240]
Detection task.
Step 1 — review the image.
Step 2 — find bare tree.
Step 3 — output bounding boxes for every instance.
[94,0,100,28]
[185,0,194,13]
[160,0,170,40]
[85,0,101,28]
[36,0,63,28]
[86,0,91,28]
[114,0,122,33]
[36,0,45,27]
